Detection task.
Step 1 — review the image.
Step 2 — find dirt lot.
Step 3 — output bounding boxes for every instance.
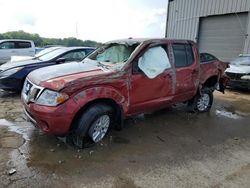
[0,89,250,188]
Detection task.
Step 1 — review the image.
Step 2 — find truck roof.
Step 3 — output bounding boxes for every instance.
[0,39,34,43]
[106,38,194,45]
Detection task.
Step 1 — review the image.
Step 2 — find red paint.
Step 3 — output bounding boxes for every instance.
[22,39,228,136]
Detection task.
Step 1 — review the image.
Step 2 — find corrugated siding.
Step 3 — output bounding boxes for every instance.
[166,0,250,53]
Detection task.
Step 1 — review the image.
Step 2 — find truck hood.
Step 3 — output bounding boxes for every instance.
[225,64,250,74]
[28,61,110,90]
[0,59,41,71]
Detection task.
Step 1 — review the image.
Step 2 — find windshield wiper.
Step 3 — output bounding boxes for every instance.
[97,61,110,70]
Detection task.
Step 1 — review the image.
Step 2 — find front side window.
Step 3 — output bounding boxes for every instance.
[136,46,171,79]
[173,43,194,67]
[61,51,86,62]
[0,42,15,49]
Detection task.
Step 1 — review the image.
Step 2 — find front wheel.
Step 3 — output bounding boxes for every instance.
[188,87,213,112]
[70,103,113,148]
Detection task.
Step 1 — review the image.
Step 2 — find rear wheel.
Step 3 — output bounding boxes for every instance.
[188,87,213,112]
[70,103,113,148]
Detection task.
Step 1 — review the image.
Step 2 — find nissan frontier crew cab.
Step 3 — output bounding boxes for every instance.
[21,38,228,148]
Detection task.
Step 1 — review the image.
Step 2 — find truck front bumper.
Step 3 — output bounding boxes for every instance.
[22,98,79,137]
[227,79,250,90]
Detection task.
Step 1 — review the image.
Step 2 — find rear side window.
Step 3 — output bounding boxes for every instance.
[17,42,32,48]
[172,43,194,67]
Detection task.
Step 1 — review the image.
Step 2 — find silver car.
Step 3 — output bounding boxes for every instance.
[225,55,250,90]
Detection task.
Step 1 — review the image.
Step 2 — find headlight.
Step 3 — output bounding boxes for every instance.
[241,75,250,80]
[36,89,69,106]
[0,67,23,78]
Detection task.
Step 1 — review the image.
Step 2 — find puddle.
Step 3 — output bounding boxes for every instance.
[215,110,243,120]
[0,119,13,126]
[1,136,25,148]
[0,118,33,140]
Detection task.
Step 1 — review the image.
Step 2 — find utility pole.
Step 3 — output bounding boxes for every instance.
[76,22,78,39]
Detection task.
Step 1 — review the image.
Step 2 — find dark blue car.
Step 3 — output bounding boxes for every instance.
[0,47,95,91]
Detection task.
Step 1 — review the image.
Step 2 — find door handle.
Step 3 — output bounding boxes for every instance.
[11,51,17,53]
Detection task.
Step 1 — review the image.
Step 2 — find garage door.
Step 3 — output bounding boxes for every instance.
[198,13,248,61]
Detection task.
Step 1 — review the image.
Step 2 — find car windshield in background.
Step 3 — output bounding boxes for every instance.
[230,56,250,66]
[38,48,67,61]
[86,43,139,70]
[200,53,218,63]
[34,47,61,58]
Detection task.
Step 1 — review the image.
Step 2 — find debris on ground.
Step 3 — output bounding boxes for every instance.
[58,160,65,164]
[50,149,55,152]
[8,168,16,175]
[156,136,165,142]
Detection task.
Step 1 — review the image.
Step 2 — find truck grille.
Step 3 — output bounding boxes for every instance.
[22,79,44,103]
[225,72,245,80]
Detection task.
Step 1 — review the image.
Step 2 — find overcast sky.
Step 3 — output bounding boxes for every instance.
[0,0,168,42]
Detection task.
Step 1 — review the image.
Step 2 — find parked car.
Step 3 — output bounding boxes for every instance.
[225,54,250,90]
[0,39,35,64]
[10,46,62,62]
[35,47,45,54]
[0,47,95,91]
[22,38,228,148]
[200,53,219,63]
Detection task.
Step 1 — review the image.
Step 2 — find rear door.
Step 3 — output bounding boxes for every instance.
[129,43,174,114]
[16,41,35,56]
[171,42,199,102]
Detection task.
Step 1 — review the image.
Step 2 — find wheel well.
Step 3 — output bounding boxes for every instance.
[70,98,123,131]
[203,75,218,88]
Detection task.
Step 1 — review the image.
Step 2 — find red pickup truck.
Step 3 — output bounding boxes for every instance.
[21,38,228,148]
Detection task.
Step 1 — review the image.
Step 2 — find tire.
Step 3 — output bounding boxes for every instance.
[188,87,213,112]
[70,103,113,148]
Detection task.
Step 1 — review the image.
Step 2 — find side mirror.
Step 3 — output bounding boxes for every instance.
[55,58,66,64]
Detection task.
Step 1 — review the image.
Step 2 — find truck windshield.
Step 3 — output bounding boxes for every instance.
[86,43,139,70]
[230,56,250,66]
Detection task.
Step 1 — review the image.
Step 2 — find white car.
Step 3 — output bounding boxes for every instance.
[9,47,62,63]
[0,39,35,64]
[225,55,250,90]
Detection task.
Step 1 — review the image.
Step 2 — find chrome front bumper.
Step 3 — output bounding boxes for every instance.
[23,107,37,127]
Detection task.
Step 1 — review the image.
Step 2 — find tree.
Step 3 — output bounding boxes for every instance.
[0,31,101,47]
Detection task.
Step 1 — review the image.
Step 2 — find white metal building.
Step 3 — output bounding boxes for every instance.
[166,0,250,61]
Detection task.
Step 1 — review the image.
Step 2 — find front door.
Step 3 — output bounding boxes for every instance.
[0,41,15,63]
[128,45,174,114]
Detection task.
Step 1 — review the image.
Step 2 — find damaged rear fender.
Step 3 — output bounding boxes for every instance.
[217,75,229,93]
